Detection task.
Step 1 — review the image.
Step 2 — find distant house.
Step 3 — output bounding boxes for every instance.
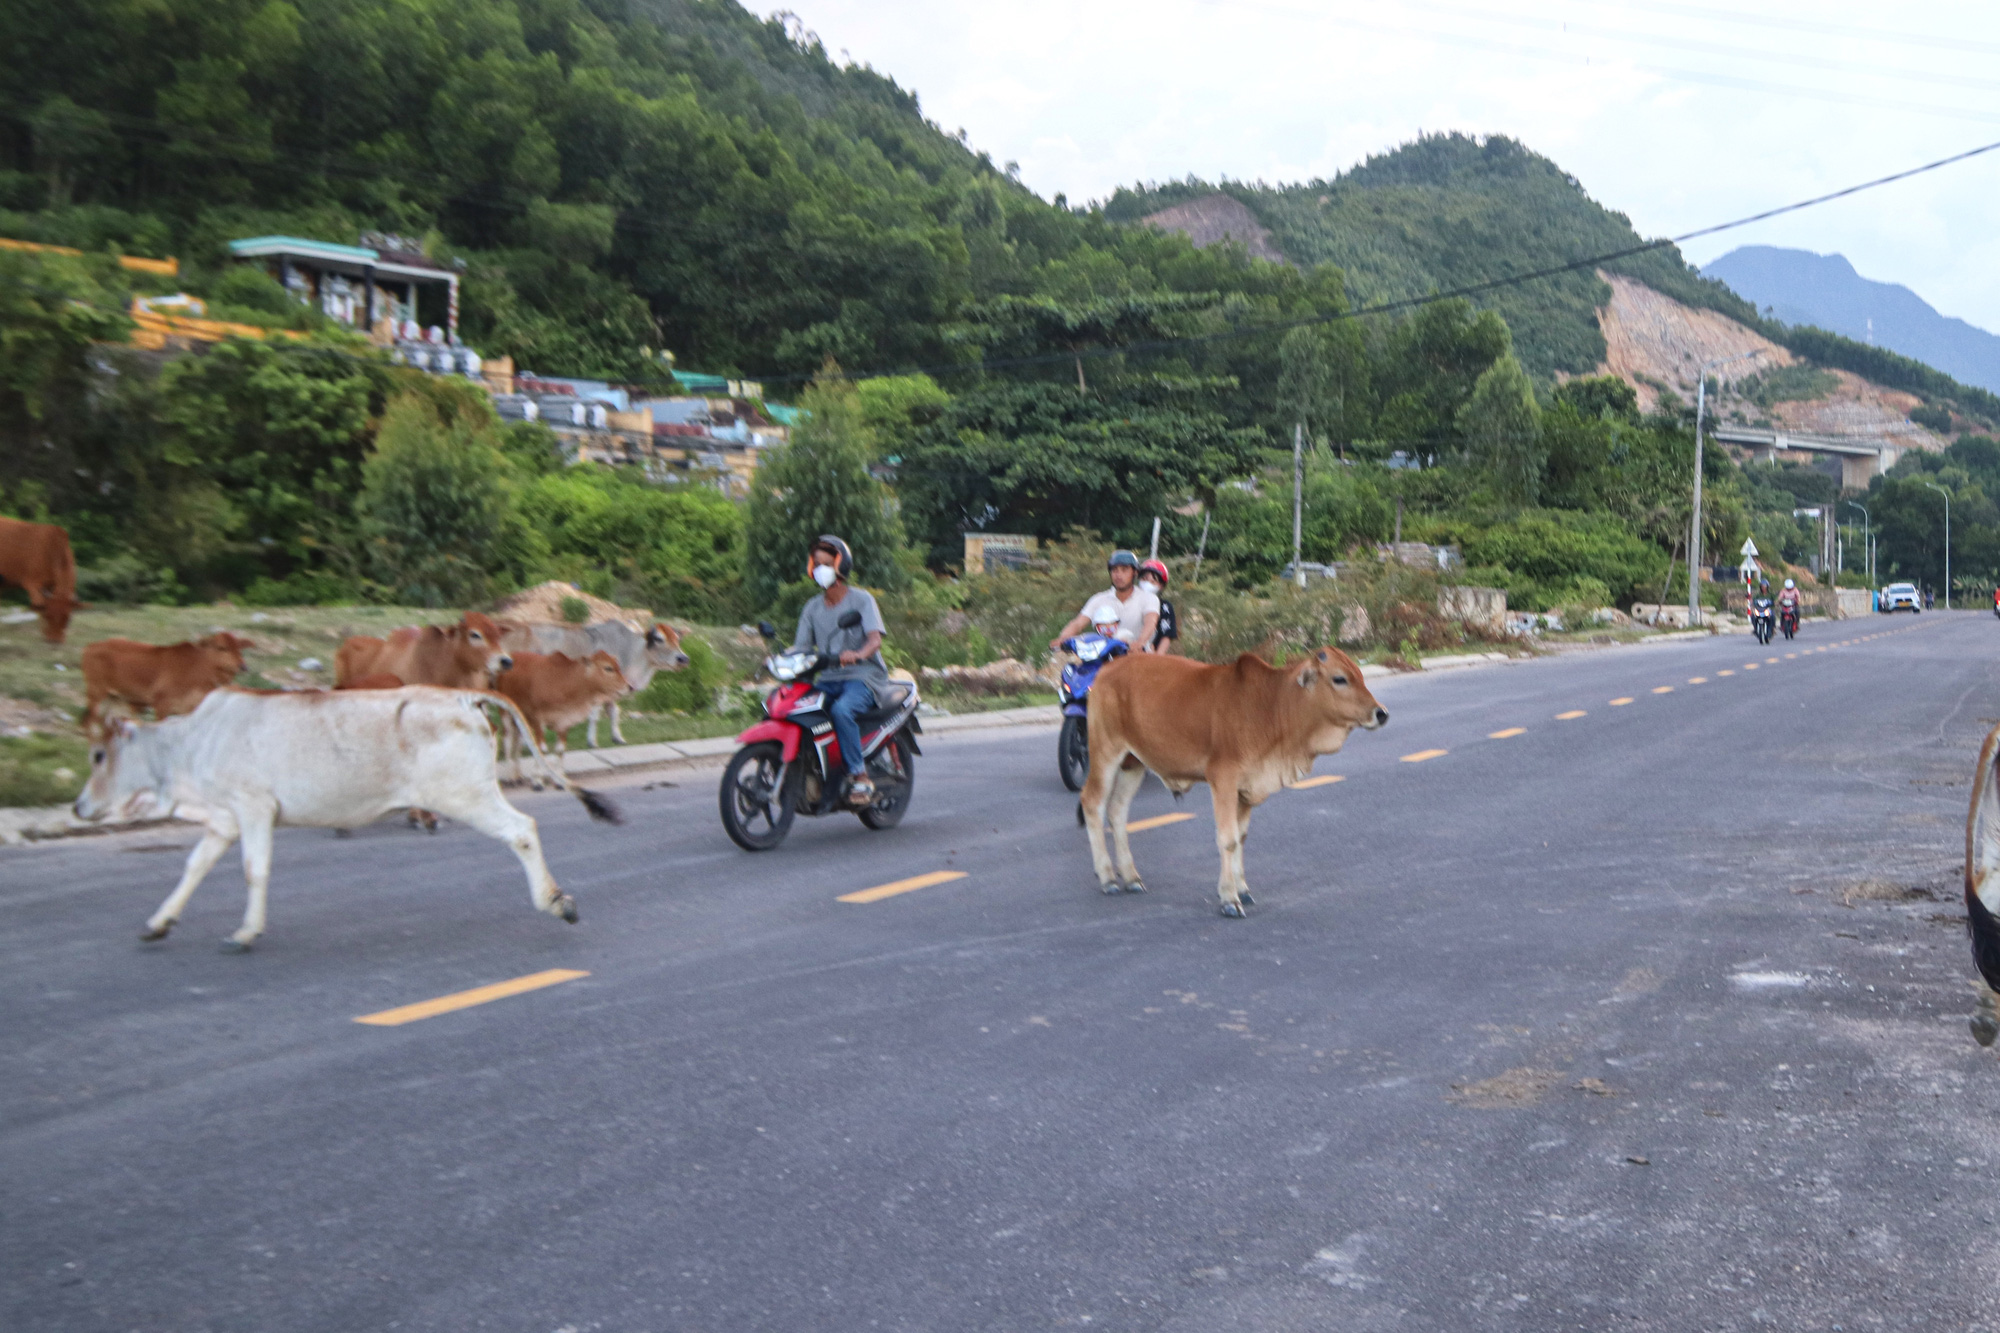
[228,234,464,338]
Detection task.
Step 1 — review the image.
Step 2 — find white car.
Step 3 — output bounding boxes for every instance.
[1880,582,1922,613]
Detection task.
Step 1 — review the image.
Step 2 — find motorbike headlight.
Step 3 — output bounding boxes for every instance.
[767,651,813,681]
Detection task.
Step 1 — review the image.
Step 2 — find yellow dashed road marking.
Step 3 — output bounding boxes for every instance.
[1651,686,1673,694]
[1401,749,1449,763]
[1688,677,1708,684]
[838,870,968,904]
[1128,812,1197,832]
[1717,669,1735,676]
[1556,710,1587,720]
[355,969,590,1026]
[1609,697,1634,706]
[1744,664,1759,670]
[1292,774,1344,789]
[1488,727,1526,739]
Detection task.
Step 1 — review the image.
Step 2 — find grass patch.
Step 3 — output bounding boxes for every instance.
[0,733,89,807]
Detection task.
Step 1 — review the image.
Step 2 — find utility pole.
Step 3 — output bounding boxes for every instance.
[1148,516,1161,561]
[1689,350,1763,626]
[1192,510,1210,584]
[1923,481,1952,608]
[1846,500,1871,586]
[1292,421,1305,588]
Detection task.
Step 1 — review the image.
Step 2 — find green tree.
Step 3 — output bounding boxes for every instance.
[354,391,529,605]
[1457,353,1542,503]
[743,371,906,609]
[1276,321,1368,452]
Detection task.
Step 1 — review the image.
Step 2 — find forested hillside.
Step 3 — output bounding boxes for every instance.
[6,0,2000,630]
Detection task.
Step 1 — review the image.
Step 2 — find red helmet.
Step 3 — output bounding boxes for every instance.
[1139,558,1170,588]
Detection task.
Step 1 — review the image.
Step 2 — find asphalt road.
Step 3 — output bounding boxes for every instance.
[6,612,1999,1332]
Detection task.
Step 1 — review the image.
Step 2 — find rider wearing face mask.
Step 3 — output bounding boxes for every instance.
[791,535,888,805]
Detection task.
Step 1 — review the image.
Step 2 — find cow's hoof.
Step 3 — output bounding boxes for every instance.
[557,895,580,924]
[333,828,354,839]
[219,937,253,953]
[1098,881,1123,895]
[139,921,172,942]
[1122,879,1147,894]
[1218,901,1246,919]
[1238,891,1254,906]
[1972,1012,1999,1047]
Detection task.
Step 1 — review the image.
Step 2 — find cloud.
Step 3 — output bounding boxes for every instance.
[790,0,2000,332]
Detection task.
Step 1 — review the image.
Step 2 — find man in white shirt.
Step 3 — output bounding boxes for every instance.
[1051,550,1160,651]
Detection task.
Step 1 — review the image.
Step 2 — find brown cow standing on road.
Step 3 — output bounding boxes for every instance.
[0,515,81,644]
[491,650,632,787]
[1080,647,1387,916]
[335,612,510,689]
[81,633,254,736]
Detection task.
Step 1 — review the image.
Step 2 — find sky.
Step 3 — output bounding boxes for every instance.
[787,0,2000,332]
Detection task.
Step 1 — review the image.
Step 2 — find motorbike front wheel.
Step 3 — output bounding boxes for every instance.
[860,732,916,830]
[720,742,797,851]
[1058,714,1089,792]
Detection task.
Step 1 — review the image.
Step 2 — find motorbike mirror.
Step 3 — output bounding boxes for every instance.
[757,620,778,641]
[837,609,863,630]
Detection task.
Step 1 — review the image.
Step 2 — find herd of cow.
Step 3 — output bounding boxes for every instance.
[9,509,1401,944]
[2,512,697,948]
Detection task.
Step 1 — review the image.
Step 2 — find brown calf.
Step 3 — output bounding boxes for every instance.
[81,633,253,736]
[1079,647,1387,916]
[492,650,632,786]
[335,611,510,689]
[0,515,81,644]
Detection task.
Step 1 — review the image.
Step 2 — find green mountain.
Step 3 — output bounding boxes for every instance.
[1104,133,1758,380]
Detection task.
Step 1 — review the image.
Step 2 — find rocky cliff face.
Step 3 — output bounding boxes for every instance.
[1140,194,1291,266]
[1594,273,1944,454]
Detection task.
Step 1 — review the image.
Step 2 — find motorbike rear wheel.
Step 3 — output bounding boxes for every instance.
[720,742,797,851]
[1058,715,1089,792]
[859,732,915,830]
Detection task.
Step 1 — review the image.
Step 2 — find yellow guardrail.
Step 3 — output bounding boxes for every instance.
[0,236,178,276]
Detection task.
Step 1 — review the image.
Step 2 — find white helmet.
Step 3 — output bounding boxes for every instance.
[1783,578,1795,589]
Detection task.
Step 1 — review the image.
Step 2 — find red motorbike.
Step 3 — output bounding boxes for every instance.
[718,615,922,851]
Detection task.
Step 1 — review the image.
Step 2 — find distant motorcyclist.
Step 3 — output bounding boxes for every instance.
[791,535,887,807]
[1777,578,1801,615]
[1138,559,1178,655]
[1051,550,1159,652]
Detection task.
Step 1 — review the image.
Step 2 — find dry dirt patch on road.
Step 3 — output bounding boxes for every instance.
[1449,1065,1568,1108]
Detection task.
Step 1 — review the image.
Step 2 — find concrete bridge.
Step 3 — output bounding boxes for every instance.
[1710,427,1900,489]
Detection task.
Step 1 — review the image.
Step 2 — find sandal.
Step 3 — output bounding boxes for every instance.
[847,776,876,806]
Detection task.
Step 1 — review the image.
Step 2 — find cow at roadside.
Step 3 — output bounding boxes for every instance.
[72,687,621,950]
[81,633,254,736]
[1078,646,1387,916]
[498,619,689,746]
[492,650,633,786]
[335,611,511,689]
[0,514,82,644]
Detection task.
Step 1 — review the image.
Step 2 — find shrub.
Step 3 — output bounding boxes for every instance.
[0,733,88,807]
[240,569,366,606]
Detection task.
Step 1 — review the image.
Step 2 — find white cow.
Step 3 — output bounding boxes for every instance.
[498,620,690,747]
[72,686,621,950]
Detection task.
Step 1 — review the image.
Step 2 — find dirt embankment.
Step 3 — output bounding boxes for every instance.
[1595,273,1945,454]
[1141,194,1290,266]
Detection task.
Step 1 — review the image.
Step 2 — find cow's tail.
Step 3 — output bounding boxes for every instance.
[1966,723,2000,992]
[465,690,623,826]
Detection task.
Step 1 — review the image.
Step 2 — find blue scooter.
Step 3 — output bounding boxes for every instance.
[1056,632,1128,791]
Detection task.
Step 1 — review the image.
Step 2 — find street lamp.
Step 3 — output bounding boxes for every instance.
[1846,500,1871,587]
[1690,350,1764,625]
[1922,480,1952,609]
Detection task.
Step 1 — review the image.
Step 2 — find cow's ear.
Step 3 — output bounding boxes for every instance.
[1295,664,1316,689]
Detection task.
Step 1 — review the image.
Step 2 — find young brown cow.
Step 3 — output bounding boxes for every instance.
[81,633,254,736]
[492,650,632,787]
[1079,647,1387,916]
[335,612,511,689]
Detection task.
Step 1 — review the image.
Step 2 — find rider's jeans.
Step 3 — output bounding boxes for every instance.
[820,678,876,776]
